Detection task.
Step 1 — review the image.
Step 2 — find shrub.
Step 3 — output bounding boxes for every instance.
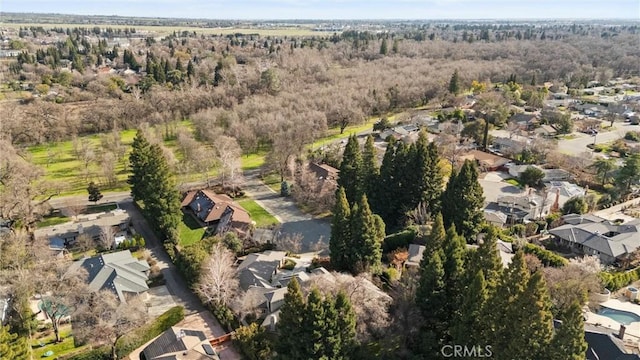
[281,259,296,270]
[625,131,640,142]
[599,268,640,292]
[210,302,239,332]
[380,267,400,285]
[115,306,185,358]
[233,323,272,360]
[522,243,568,267]
[383,228,417,253]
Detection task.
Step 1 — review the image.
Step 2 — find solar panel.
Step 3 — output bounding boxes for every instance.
[202,344,217,356]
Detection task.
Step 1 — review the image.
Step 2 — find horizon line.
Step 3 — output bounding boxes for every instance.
[2,11,639,22]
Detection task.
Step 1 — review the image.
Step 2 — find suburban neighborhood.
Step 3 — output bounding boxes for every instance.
[1,10,640,360]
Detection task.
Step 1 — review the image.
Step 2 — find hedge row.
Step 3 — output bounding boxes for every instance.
[115,305,185,358]
[522,243,568,267]
[383,228,417,253]
[600,268,640,292]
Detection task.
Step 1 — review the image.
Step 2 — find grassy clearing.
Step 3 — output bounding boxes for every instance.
[237,198,279,228]
[37,215,71,228]
[31,326,88,359]
[240,149,269,171]
[27,121,198,196]
[505,178,522,187]
[178,212,206,246]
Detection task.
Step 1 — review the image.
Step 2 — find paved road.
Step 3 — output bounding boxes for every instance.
[118,200,206,315]
[558,123,639,155]
[243,170,331,252]
[48,192,131,209]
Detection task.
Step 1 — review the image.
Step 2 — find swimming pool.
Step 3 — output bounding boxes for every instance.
[598,307,640,325]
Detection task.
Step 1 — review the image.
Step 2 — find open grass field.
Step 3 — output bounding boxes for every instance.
[1,23,321,36]
[36,214,71,228]
[26,120,218,196]
[178,212,206,246]
[237,198,279,228]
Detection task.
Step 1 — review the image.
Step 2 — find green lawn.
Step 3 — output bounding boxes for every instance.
[237,198,280,227]
[36,215,71,228]
[85,202,118,214]
[505,178,522,187]
[31,326,88,359]
[240,149,269,171]
[27,122,199,196]
[178,212,206,246]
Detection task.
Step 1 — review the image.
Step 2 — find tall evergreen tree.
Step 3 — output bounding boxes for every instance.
[0,326,29,360]
[304,289,327,358]
[452,269,488,346]
[349,195,384,273]
[321,293,341,359]
[441,160,485,242]
[424,212,446,257]
[371,137,397,226]
[361,135,379,198]
[338,135,364,205]
[442,225,466,321]
[473,227,504,291]
[548,301,588,360]
[379,38,388,55]
[448,69,460,95]
[275,278,307,360]
[330,187,351,271]
[334,291,357,358]
[128,131,152,202]
[416,249,447,357]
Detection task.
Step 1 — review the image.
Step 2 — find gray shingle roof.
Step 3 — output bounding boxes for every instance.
[74,250,150,302]
[550,219,640,258]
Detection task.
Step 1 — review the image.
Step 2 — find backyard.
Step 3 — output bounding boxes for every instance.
[178,212,206,246]
[30,325,89,359]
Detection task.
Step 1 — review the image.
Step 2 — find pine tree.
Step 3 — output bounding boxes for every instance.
[371,137,397,226]
[334,291,357,359]
[379,38,388,55]
[441,160,485,242]
[361,135,379,198]
[416,249,447,356]
[128,130,152,202]
[448,69,460,95]
[175,58,184,72]
[473,227,504,291]
[442,225,466,321]
[415,131,443,214]
[330,187,351,271]
[0,326,29,360]
[512,271,554,359]
[548,301,588,360]
[349,194,383,274]
[186,60,195,78]
[337,135,363,205]
[322,293,341,359]
[275,278,307,360]
[87,181,104,204]
[387,141,412,228]
[424,212,446,256]
[304,289,327,358]
[452,269,488,346]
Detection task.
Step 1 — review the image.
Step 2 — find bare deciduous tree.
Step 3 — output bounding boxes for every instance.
[214,135,242,190]
[272,232,303,254]
[74,290,147,360]
[195,243,239,307]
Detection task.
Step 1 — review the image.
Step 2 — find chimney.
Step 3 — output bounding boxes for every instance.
[197,203,201,212]
[551,188,560,213]
[77,224,84,234]
[619,324,627,340]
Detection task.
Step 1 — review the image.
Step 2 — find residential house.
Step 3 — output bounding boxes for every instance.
[509,113,539,129]
[492,137,526,154]
[534,124,558,137]
[308,162,339,182]
[181,190,252,236]
[69,250,150,302]
[458,150,511,171]
[508,166,573,183]
[237,251,287,290]
[141,327,220,360]
[36,209,131,253]
[549,218,640,265]
[584,324,640,360]
[484,209,509,227]
[545,181,587,210]
[562,213,607,225]
[405,244,426,267]
[485,191,552,224]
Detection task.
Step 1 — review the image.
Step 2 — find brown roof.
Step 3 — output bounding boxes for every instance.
[182,190,251,224]
[308,162,339,181]
[460,150,510,167]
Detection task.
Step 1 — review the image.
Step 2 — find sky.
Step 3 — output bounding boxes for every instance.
[1,0,639,20]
